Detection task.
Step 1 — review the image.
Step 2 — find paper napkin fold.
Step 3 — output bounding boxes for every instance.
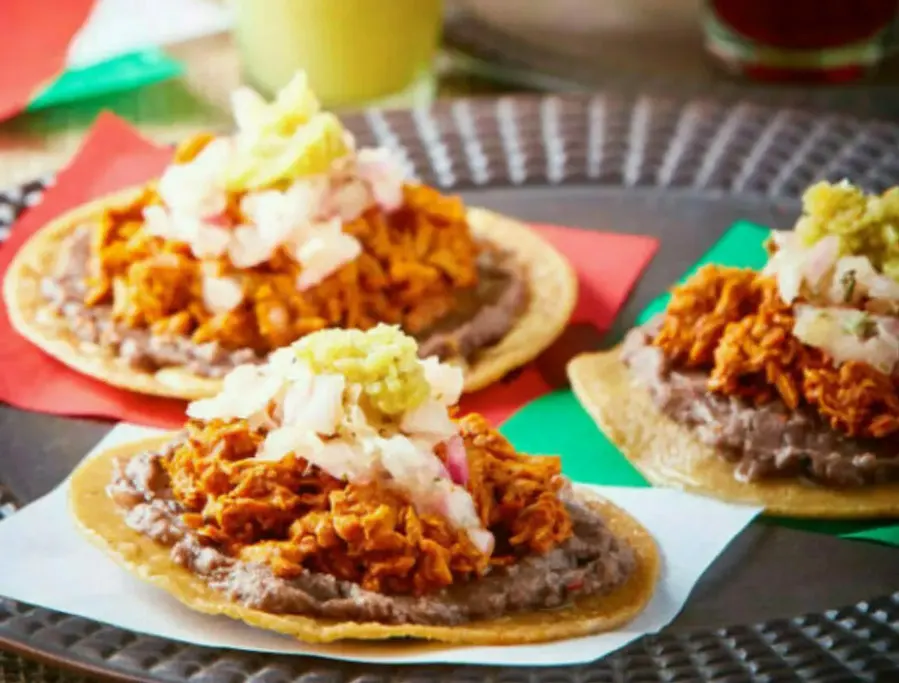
[0,0,97,121]
[0,0,231,121]
[0,113,658,429]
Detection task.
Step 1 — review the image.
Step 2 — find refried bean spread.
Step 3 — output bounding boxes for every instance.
[623,319,899,488]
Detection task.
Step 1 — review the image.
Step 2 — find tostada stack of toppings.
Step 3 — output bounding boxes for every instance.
[568,181,899,517]
[70,325,657,644]
[5,73,576,399]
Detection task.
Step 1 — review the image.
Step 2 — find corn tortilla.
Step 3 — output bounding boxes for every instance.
[69,435,659,646]
[4,188,577,400]
[568,348,899,519]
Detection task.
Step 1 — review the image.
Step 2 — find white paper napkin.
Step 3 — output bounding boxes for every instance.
[0,424,760,667]
[67,0,233,70]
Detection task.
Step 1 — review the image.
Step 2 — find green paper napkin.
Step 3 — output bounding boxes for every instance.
[501,220,899,546]
[846,524,899,544]
[502,390,649,487]
[27,50,182,112]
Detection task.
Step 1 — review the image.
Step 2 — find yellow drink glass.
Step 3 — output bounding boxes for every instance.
[233,0,444,109]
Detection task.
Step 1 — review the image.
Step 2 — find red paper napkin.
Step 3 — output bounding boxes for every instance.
[461,227,657,425]
[0,0,96,121]
[0,114,659,430]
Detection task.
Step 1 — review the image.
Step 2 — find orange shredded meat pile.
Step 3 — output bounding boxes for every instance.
[460,414,573,563]
[653,266,765,368]
[161,415,572,596]
[82,134,480,353]
[653,264,899,438]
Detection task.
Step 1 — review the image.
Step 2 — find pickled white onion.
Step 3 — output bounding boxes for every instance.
[793,305,899,375]
[468,528,495,556]
[201,275,244,314]
[356,147,405,211]
[802,235,840,289]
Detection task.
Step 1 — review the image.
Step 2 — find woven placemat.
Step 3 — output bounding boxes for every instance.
[0,657,90,683]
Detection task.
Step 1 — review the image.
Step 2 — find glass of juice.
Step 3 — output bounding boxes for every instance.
[232,0,444,109]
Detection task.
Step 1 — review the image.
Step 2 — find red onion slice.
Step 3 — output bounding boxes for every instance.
[444,434,469,485]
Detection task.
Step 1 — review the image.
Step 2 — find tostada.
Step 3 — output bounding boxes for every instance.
[569,180,899,518]
[69,325,658,645]
[4,73,576,399]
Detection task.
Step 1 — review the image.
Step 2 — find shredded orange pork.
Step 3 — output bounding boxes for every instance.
[654,265,899,438]
[460,414,573,563]
[161,415,572,596]
[82,135,479,353]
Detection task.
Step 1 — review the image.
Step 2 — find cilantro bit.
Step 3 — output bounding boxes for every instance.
[843,312,878,340]
[840,269,857,302]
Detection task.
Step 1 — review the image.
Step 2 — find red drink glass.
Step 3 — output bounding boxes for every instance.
[703,0,899,83]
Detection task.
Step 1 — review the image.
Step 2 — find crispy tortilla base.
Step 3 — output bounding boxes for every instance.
[568,348,899,519]
[69,435,658,645]
[3,190,576,400]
